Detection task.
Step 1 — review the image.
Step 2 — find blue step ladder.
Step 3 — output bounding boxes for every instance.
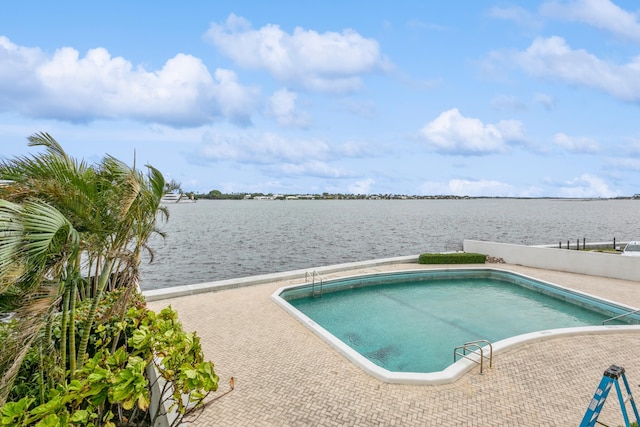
[580,365,640,427]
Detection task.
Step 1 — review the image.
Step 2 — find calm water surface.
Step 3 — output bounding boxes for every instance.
[139,199,639,290]
[287,275,619,372]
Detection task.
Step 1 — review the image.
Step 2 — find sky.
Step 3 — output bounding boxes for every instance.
[1,1,640,198]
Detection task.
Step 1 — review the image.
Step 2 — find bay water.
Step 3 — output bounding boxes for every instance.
[139,198,639,290]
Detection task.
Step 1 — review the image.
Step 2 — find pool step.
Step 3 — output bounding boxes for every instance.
[453,340,493,374]
[580,365,640,427]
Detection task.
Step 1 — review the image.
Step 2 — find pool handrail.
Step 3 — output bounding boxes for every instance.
[602,308,640,325]
[305,270,324,297]
[453,340,493,374]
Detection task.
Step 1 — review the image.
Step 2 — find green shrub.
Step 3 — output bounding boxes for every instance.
[418,252,487,264]
[2,296,219,426]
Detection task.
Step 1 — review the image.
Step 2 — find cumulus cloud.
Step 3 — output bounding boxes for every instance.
[553,132,600,153]
[541,0,640,42]
[204,14,390,92]
[266,88,310,128]
[0,36,43,99]
[418,108,526,155]
[558,173,617,198]
[0,36,259,126]
[494,36,640,102]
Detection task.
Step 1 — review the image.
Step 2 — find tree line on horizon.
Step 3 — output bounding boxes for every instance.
[190,189,640,201]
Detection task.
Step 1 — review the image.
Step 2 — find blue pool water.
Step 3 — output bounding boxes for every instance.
[281,269,636,374]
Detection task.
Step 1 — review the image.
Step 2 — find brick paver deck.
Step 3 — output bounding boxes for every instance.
[146,264,640,426]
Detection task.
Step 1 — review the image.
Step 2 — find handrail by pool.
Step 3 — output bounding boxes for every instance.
[454,340,493,374]
[602,308,640,325]
[305,270,324,297]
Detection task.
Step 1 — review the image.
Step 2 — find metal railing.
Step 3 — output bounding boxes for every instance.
[603,308,640,325]
[305,270,323,297]
[453,340,493,374]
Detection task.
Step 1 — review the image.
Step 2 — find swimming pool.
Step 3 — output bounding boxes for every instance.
[272,268,640,384]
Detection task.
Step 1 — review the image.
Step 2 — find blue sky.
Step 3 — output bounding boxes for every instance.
[1,1,640,197]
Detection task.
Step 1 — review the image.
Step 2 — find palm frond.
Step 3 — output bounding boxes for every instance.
[27,132,69,162]
[21,201,80,261]
[0,200,25,278]
[0,284,57,406]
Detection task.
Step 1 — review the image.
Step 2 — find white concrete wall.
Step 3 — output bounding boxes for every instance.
[463,240,640,282]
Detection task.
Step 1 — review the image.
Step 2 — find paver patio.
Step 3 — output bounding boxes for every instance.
[146,263,640,426]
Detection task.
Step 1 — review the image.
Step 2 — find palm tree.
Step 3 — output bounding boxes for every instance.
[164,179,183,194]
[0,133,167,405]
[0,198,81,404]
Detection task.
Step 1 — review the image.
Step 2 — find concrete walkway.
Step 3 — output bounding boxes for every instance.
[146,263,640,426]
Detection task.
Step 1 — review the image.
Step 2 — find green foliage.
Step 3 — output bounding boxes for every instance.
[418,252,487,264]
[0,133,169,405]
[2,305,219,426]
[207,189,223,199]
[1,134,221,426]
[130,306,219,420]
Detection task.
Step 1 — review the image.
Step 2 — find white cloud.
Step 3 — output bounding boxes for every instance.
[418,178,521,197]
[0,37,259,126]
[195,129,372,173]
[418,108,526,155]
[204,14,390,93]
[558,173,617,198]
[209,68,260,126]
[496,119,527,142]
[488,5,542,29]
[279,160,355,178]
[553,132,600,153]
[349,178,374,194]
[504,36,640,102]
[541,0,640,42]
[334,140,377,158]
[0,36,43,99]
[266,88,310,128]
[449,178,517,197]
[198,131,330,164]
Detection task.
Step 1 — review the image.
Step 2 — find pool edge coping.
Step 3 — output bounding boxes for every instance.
[142,255,419,302]
[270,267,640,385]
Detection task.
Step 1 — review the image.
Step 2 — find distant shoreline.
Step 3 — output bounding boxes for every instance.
[193,194,640,201]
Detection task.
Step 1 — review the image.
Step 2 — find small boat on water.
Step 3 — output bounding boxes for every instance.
[161,192,196,204]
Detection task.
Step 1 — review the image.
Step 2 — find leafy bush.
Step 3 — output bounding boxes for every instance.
[2,303,219,426]
[418,252,487,264]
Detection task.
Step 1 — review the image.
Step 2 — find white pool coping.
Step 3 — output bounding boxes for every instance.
[271,268,640,385]
[143,255,418,302]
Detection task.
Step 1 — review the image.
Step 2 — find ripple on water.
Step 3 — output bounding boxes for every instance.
[139,199,635,290]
